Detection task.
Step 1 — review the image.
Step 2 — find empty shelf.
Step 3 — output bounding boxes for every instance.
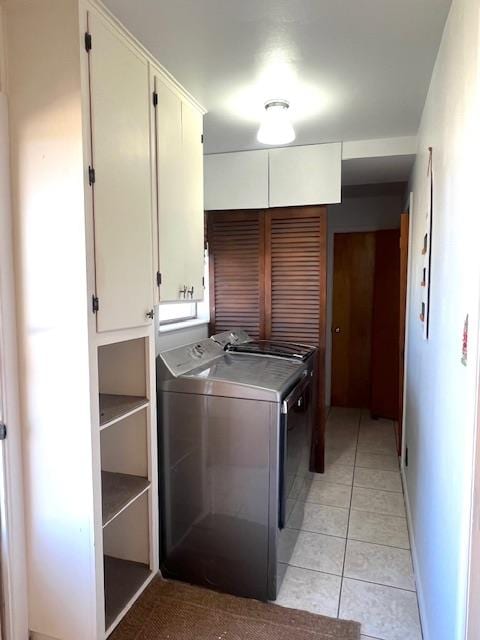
[101,471,150,526]
[99,394,148,427]
[104,555,151,631]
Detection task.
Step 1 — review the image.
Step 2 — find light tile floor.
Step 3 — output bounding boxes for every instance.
[276,407,423,640]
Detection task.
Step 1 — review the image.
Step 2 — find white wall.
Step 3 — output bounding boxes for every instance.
[156,322,209,353]
[326,190,403,404]
[403,0,480,638]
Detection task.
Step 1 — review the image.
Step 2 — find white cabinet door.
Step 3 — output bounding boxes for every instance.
[154,75,184,302]
[204,150,269,210]
[88,11,154,332]
[181,100,204,302]
[154,76,204,302]
[269,143,342,207]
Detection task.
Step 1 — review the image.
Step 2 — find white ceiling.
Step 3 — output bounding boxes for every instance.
[105,0,451,156]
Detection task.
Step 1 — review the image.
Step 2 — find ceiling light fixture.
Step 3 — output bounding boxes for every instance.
[257,99,295,146]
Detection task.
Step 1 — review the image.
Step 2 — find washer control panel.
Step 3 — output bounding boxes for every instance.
[160,338,224,377]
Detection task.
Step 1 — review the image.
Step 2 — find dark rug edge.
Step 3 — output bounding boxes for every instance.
[110,576,361,640]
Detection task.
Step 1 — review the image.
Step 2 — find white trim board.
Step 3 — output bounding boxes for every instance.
[0,92,29,640]
[401,465,430,640]
[465,253,480,640]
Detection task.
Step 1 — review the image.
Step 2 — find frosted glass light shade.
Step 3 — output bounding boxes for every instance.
[257,100,295,145]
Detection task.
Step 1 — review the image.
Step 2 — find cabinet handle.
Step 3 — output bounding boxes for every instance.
[187,286,194,298]
[179,285,187,299]
[146,309,154,320]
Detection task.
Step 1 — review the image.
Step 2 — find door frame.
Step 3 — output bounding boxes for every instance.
[0,59,29,639]
[396,212,409,453]
[400,193,414,466]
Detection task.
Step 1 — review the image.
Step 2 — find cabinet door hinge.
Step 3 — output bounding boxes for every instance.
[152,91,158,107]
[156,271,162,287]
[405,446,409,467]
[202,276,205,288]
[88,166,96,186]
[201,134,204,144]
[92,295,99,314]
[0,423,6,441]
[84,32,92,52]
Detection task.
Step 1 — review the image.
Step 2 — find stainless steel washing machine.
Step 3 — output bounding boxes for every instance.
[156,338,314,600]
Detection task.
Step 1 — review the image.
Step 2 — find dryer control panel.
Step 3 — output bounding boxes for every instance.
[159,338,224,377]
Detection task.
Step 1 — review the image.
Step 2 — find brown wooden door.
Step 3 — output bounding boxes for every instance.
[397,213,409,451]
[207,211,265,339]
[370,229,401,419]
[331,232,376,408]
[265,206,327,471]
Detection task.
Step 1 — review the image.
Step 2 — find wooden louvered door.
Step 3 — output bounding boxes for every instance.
[207,211,265,338]
[265,208,326,343]
[265,207,327,472]
[207,207,327,472]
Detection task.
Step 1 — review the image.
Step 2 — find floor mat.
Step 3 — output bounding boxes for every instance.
[110,577,361,640]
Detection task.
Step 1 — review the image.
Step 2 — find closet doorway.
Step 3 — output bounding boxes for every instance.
[331,232,376,408]
[331,229,401,421]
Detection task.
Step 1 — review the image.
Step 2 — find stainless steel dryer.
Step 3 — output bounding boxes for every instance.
[156,338,313,601]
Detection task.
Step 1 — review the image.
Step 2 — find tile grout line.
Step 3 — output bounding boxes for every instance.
[352,486,403,494]
[336,409,361,619]
[283,526,348,543]
[349,506,407,518]
[339,575,417,595]
[280,560,417,593]
[346,533,410,551]
[284,524,410,551]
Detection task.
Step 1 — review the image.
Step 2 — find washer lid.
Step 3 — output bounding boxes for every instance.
[181,353,307,400]
[226,340,316,362]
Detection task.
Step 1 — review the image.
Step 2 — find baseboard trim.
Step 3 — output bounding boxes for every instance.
[401,464,429,640]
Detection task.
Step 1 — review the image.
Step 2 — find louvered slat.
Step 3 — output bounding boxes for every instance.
[207,211,265,339]
[266,210,326,348]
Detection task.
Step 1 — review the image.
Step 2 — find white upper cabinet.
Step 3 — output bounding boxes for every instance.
[204,144,342,210]
[181,100,205,301]
[268,143,342,207]
[88,11,154,332]
[154,73,205,302]
[204,150,269,210]
[153,77,183,302]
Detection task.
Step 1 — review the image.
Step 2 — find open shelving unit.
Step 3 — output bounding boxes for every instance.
[103,492,153,631]
[97,336,157,636]
[104,556,151,630]
[99,394,149,429]
[101,471,150,526]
